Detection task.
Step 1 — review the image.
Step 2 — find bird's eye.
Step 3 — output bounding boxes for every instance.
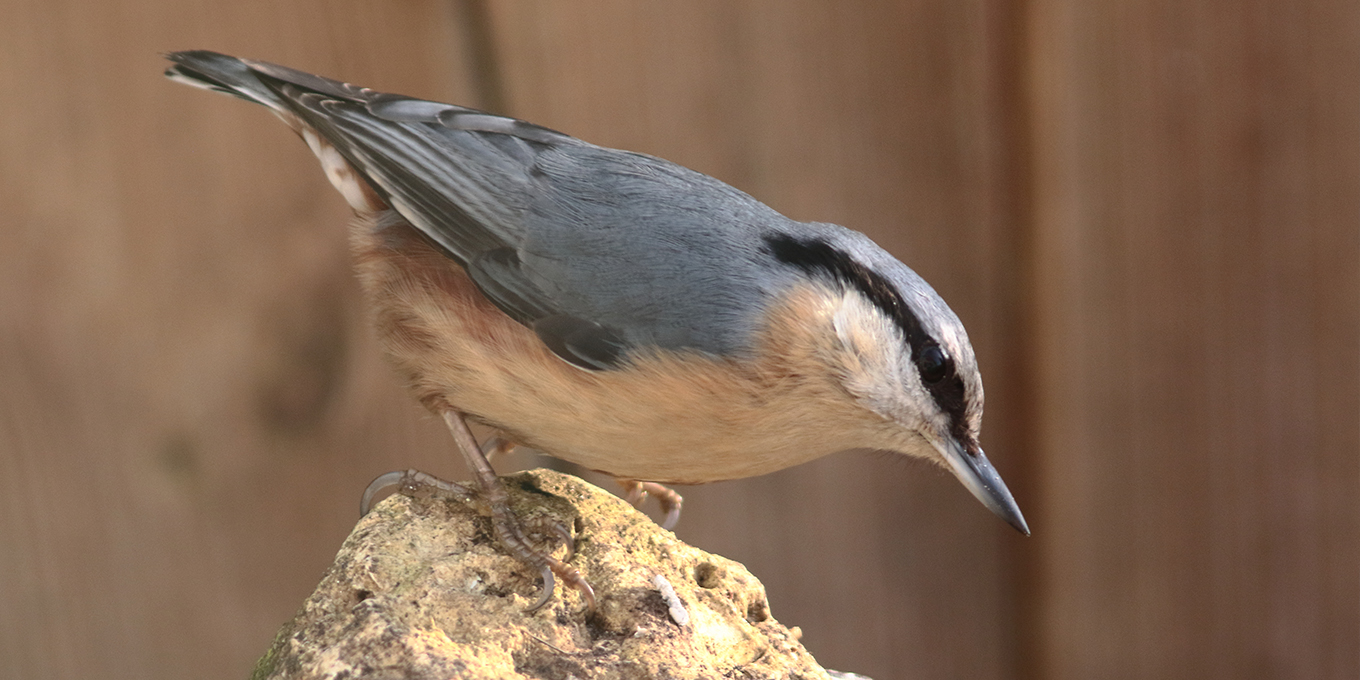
[916,344,950,384]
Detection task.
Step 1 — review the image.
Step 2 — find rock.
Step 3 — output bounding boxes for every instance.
[251,469,847,680]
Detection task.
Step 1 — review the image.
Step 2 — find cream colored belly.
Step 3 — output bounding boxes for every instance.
[351,215,888,484]
[451,350,861,484]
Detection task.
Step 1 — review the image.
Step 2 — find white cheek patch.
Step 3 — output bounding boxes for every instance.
[832,291,916,419]
[301,128,384,214]
[833,292,904,369]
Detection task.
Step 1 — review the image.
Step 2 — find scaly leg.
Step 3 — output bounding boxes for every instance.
[441,410,595,613]
[358,418,592,613]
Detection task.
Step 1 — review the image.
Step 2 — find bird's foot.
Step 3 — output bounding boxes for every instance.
[441,411,596,614]
[360,468,476,517]
[480,435,516,462]
[360,464,593,613]
[619,480,684,530]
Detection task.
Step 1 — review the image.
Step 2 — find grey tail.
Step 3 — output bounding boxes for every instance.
[165,50,376,114]
[163,50,285,108]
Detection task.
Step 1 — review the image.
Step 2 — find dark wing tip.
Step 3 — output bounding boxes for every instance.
[533,315,629,370]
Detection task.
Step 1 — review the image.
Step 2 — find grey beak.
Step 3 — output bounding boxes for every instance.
[934,439,1030,535]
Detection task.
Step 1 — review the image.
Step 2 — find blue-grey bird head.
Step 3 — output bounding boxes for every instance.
[763,226,1030,535]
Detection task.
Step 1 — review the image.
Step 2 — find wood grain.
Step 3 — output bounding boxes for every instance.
[0,1,1353,679]
[0,2,473,677]
[1026,1,1359,678]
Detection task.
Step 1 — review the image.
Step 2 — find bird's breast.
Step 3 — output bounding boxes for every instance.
[351,213,887,484]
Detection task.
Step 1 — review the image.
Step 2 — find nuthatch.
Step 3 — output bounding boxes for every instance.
[165,50,1028,612]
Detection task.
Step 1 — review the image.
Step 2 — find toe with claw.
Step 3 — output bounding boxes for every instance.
[361,468,476,517]
[356,414,596,614]
[620,480,685,530]
[441,410,595,614]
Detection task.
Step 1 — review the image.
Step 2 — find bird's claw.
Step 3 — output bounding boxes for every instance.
[480,436,516,461]
[527,563,556,613]
[501,510,593,613]
[360,468,475,516]
[620,480,684,530]
[521,552,596,614]
[523,515,577,561]
[358,464,593,613]
[544,554,595,613]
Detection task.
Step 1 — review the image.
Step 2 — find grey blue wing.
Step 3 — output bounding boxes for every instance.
[166,51,795,369]
[169,52,626,368]
[168,51,540,265]
[467,248,628,370]
[272,97,551,263]
[296,100,644,369]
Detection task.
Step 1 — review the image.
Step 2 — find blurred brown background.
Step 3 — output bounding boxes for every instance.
[1,1,1355,679]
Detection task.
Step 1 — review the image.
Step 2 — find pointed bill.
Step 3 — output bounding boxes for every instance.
[932,438,1030,535]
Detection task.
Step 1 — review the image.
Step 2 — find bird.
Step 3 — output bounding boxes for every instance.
[164,50,1028,613]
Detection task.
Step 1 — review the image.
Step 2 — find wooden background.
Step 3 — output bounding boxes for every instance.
[0,1,1354,679]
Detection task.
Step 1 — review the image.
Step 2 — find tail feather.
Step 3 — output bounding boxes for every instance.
[166,50,388,214]
[165,50,377,112]
[163,50,560,266]
[164,50,286,110]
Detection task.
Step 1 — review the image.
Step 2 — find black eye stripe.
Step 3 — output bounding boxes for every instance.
[764,234,969,441]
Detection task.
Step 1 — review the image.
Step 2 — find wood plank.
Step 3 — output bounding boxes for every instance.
[1025,1,1360,677]
[12,2,1350,678]
[0,2,474,677]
